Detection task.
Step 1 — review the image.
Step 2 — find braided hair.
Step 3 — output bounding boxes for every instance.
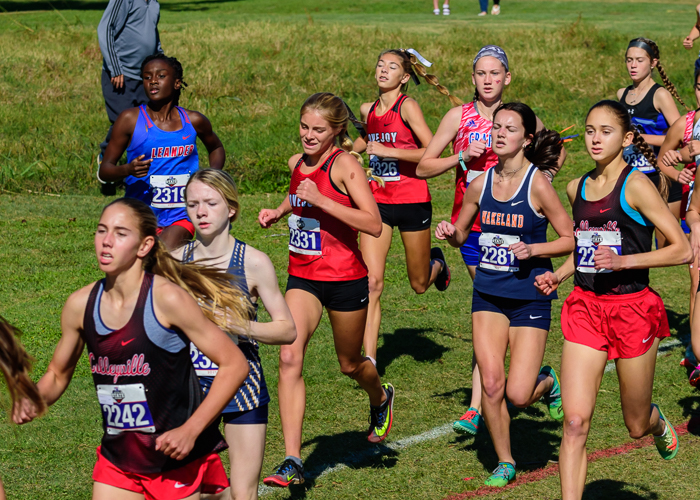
[140,54,189,106]
[627,38,689,111]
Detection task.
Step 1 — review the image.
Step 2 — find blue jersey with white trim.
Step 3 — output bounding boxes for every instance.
[473,164,555,301]
[125,105,199,227]
[183,240,270,413]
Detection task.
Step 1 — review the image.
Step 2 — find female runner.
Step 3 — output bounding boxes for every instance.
[417,45,564,437]
[535,100,692,500]
[177,169,297,500]
[13,197,250,500]
[353,49,451,362]
[435,102,574,487]
[1,317,46,500]
[617,37,686,246]
[258,93,394,488]
[657,69,700,381]
[99,55,226,250]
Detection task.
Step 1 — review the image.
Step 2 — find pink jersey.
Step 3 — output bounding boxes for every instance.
[451,101,498,231]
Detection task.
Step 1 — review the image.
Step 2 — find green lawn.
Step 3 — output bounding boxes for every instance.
[1,0,700,499]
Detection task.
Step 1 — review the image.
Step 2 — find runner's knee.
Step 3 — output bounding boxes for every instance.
[481,371,505,400]
[368,273,384,296]
[279,346,303,375]
[563,414,590,440]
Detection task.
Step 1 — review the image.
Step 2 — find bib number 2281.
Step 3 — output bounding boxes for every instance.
[478,233,520,272]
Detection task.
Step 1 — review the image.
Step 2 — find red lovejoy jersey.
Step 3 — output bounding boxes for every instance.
[366,94,430,204]
[287,149,368,281]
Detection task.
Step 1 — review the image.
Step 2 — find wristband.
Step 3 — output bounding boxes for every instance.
[458,151,469,172]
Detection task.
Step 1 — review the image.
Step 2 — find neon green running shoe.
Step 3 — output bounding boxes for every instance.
[540,366,563,421]
[652,403,679,460]
[368,383,394,443]
[484,462,515,487]
[453,407,482,435]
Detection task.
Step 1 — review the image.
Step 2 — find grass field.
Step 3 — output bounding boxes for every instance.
[2,0,700,498]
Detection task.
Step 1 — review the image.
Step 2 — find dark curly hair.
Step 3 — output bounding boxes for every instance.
[493,102,562,173]
[140,54,188,106]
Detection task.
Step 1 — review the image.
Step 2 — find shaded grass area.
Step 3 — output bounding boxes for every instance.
[1,0,699,193]
[1,184,699,499]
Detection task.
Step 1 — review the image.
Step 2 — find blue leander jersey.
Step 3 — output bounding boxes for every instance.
[473,164,555,301]
[183,240,270,414]
[125,105,200,227]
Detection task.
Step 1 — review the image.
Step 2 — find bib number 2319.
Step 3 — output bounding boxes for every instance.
[96,384,156,435]
[576,230,621,274]
[478,233,520,272]
[150,173,190,208]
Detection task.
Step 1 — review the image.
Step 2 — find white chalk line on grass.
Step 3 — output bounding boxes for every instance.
[260,338,684,495]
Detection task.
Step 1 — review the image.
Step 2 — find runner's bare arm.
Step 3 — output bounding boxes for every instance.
[306,153,381,237]
[99,108,147,181]
[189,110,225,170]
[244,246,296,345]
[435,173,484,247]
[416,106,462,179]
[153,279,248,460]
[13,286,89,424]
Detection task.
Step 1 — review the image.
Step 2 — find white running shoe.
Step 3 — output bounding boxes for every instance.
[433,8,440,15]
[478,11,487,16]
[491,4,500,15]
[442,4,450,15]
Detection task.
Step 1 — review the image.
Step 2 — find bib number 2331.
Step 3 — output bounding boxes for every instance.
[288,214,321,255]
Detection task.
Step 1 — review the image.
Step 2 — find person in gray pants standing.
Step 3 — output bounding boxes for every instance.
[97,0,162,195]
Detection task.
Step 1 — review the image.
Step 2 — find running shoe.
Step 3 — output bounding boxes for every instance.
[442,4,450,15]
[453,407,482,435]
[690,366,700,387]
[433,8,440,15]
[263,458,305,487]
[368,383,394,443]
[484,462,515,487]
[652,403,679,460]
[477,11,487,16]
[491,4,501,15]
[540,366,563,421]
[431,247,451,291]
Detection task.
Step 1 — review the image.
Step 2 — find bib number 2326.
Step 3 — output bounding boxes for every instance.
[576,230,621,274]
[369,155,400,182]
[478,233,520,272]
[96,384,155,435]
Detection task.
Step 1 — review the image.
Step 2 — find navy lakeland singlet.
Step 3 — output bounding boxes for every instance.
[572,165,654,295]
[474,164,555,301]
[83,272,226,474]
[620,83,669,175]
[184,239,270,414]
[125,105,200,228]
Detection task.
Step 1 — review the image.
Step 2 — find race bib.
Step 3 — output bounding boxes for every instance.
[687,181,695,213]
[369,155,400,182]
[622,146,654,173]
[190,342,220,377]
[466,169,485,184]
[150,173,190,208]
[478,233,520,272]
[576,230,621,274]
[288,214,321,255]
[96,384,156,435]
